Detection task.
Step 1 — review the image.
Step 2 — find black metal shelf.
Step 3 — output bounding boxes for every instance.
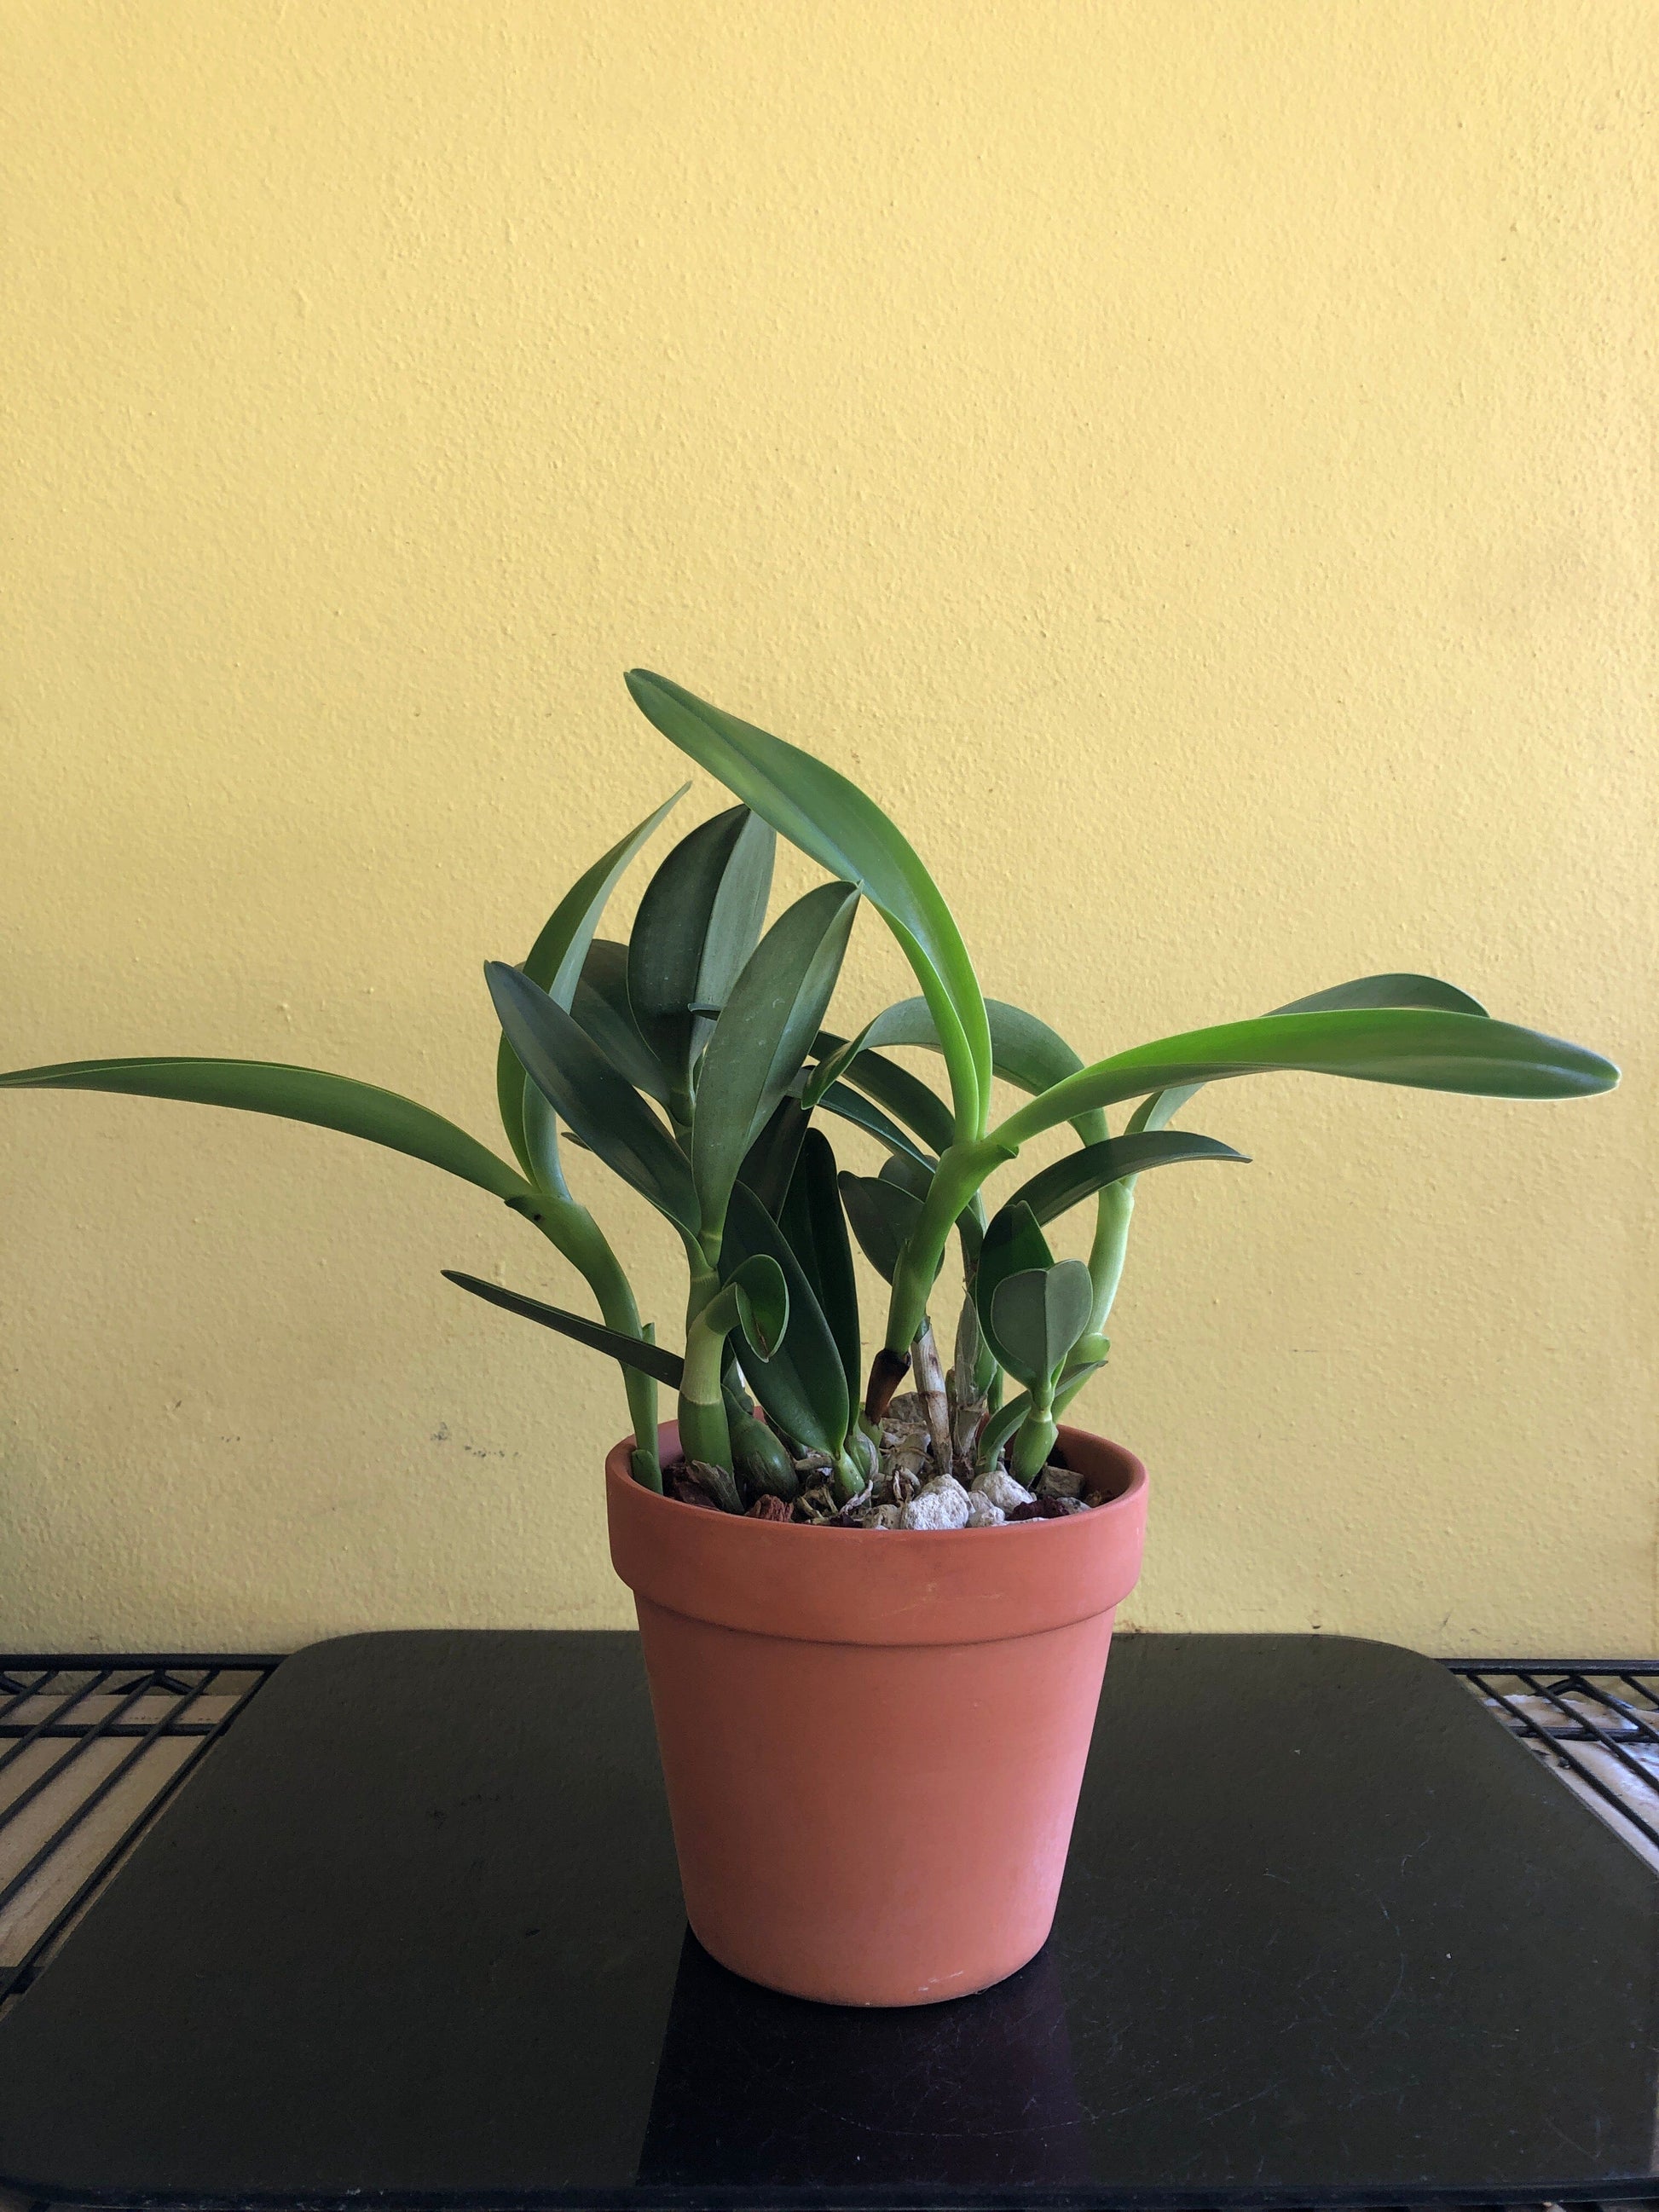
[0,1647,1653,2211]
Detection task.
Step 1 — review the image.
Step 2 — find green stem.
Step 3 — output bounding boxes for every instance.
[1085,1179,1136,1339]
[1010,1401,1059,1484]
[509,1190,661,1489]
[882,1135,1011,1359]
[679,1276,750,1485]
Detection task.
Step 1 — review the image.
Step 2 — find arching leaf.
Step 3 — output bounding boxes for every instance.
[1004,1130,1248,1229]
[626,671,991,1134]
[1124,974,1495,1139]
[0,1057,529,1200]
[1001,1006,1619,1152]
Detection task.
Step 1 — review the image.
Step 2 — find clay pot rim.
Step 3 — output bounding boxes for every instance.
[619,1436,1146,1536]
[609,1421,1147,1648]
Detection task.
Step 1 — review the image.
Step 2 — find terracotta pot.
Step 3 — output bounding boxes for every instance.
[606,1423,1147,2007]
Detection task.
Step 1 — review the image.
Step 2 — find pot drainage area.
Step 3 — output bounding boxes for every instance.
[0,1650,1655,2212]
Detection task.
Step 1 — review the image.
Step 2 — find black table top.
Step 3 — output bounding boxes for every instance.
[0,1630,1653,2209]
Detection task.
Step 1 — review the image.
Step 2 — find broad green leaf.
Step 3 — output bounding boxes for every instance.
[693,813,777,1044]
[627,805,775,1108]
[486,963,700,1234]
[779,1129,860,1395]
[737,1095,812,1219]
[626,671,991,1133]
[496,788,685,1181]
[837,1172,927,1285]
[990,1262,1095,1389]
[1000,1007,1619,1152]
[1003,1131,1248,1229]
[973,1201,1054,1372]
[571,940,669,1103]
[721,1183,851,1455]
[0,1057,529,1200]
[814,1079,934,1169]
[442,1271,685,1385]
[692,883,858,1233]
[1124,975,1494,1140]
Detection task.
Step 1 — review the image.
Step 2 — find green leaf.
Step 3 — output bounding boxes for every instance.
[989,1261,1095,1391]
[496,788,685,1181]
[720,1183,851,1456]
[1274,973,1489,1019]
[485,963,701,1234]
[1124,974,1494,1139]
[972,1201,1054,1372]
[814,1079,934,1169]
[813,1031,956,1153]
[837,1171,928,1285]
[571,939,670,1103]
[0,1057,530,1199]
[877,1150,934,1203]
[692,883,858,1233]
[1000,1006,1620,1152]
[626,671,992,1135]
[442,1271,685,1385]
[1003,1130,1248,1229]
[715,1253,790,1361]
[627,804,775,1108]
[800,1018,877,1110]
[779,1130,861,1394]
[737,1095,812,1219]
[860,996,1107,1143]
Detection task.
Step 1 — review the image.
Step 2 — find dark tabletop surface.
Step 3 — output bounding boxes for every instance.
[0,1630,1653,2209]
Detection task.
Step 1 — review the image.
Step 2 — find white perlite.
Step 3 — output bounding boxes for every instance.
[965,1490,1006,1528]
[899,1474,973,1531]
[971,1465,1035,1515]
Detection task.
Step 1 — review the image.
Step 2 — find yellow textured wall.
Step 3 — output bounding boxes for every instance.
[2,3,1654,1655]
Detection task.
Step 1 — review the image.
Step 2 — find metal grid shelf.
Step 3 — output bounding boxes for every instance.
[1448,1659,1659,1872]
[0,1649,1654,2212]
[0,1654,280,2007]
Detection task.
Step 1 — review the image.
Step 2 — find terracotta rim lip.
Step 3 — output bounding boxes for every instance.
[606,1424,1147,1538]
[609,1423,1147,1643]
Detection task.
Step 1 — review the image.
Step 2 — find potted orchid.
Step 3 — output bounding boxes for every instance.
[3,671,1617,2004]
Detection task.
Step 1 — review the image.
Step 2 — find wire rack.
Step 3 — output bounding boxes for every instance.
[1448,1659,1659,1874]
[0,1654,280,2007]
[0,1650,1655,2212]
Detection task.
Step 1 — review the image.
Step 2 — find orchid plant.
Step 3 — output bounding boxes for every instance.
[2,673,1618,1517]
